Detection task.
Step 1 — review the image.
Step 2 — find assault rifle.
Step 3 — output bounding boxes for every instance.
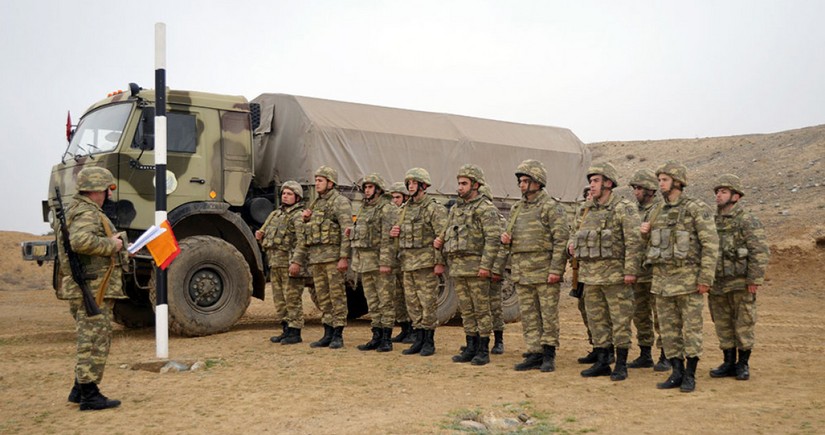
[55,187,101,316]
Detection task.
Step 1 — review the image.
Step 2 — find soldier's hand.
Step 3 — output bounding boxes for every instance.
[567,243,575,257]
[500,232,511,245]
[344,227,351,237]
[111,235,124,251]
[433,237,443,249]
[302,209,313,222]
[390,225,401,238]
[624,274,637,285]
[491,273,502,282]
[747,284,759,294]
[697,284,710,294]
[434,264,445,276]
[478,268,490,279]
[640,222,651,234]
[337,258,349,273]
[255,230,264,241]
[379,266,392,275]
[288,263,301,277]
[547,273,561,284]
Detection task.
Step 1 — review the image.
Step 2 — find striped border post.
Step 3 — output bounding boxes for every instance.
[154,22,169,359]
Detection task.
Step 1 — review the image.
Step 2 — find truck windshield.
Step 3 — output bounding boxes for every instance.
[66,103,132,158]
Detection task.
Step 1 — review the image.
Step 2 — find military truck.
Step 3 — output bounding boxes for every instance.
[22,84,591,336]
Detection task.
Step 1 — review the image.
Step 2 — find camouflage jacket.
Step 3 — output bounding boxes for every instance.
[441,194,503,277]
[294,189,352,265]
[56,194,126,301]
[507,190,570,285]
[260,202,305,269]
[712,203,770,294]
[350,195,398,273]
[397,194,448,272]
[646,193,719,296]
[572,192,643,286]
[636,195,663,283]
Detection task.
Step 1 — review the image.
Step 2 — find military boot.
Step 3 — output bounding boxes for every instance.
[606,344,616,365]
[402,329,424,355]
[79,383,121,411]
[577,348,598,364]
[376,328,393,352]
[491,330,504,355]
[514,352,544,371]
[270,321,289,343]
[736,349,751,381]
[709,348,737,378]
[453,335,478,363]
[280,327,302,345]
[68,378,81,404]
[681,357,699,392]
[581,347,612,377]
[611,347,629,381]
[471,336,490,366]
[420,329,436,356]
[656,358,684,389]
[391,321,412,343]
[310,324,334,348]
[540,345,556,373]
[329,326,345,349]
[654,348,671,372]
[357,327,382,351]
[627,345,654,369]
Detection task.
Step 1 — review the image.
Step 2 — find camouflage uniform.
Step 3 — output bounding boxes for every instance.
[387,182,412,343]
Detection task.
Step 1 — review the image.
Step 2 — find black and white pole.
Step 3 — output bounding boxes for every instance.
[154,22,169,359]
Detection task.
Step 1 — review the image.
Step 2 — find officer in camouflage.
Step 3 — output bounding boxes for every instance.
[570,163,643,381]
[56,167,126,411]
[390,168,448,356]
[256,181,306,345]
[434,164,503,366]
[641,160,719,393]
[294,165,353,349]
[501,160,570,373]
[708,174,769,381]
[628,169,669,371]
[348,173,399,352]
[387,182,414,344]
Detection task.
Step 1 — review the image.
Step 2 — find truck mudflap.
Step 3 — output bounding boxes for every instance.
[21,240,57,265]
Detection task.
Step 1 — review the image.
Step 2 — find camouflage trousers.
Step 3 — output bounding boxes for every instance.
[584,283,633,349]
[394,270,410,323]
[515,282,561,353]
[632,282,662,348]
[270,266,305,329]
[362,270,396,328]
[454,276,493,337]
[309,262,348,327]
[70,298,114,384]
[403,268,440,330]
[655,292,704,359]
[489,279,504,331]
[708,290,757,350]
[577,289,593,345]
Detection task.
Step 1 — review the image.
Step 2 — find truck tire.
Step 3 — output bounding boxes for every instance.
[500,275,521,323]
[150,235,251,336]
[113,299,156,329]
[435,273,458,325]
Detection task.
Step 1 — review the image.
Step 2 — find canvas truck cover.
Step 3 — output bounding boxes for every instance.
[252,93,591,201]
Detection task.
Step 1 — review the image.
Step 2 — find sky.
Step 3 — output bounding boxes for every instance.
[1,0,824,234]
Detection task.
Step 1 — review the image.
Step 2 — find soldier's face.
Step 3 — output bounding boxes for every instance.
[315,176,332,194]
[363,183,377,199]
[518,176,534,195]
[281,189,297,206]
[391,193,405,206]
[406,179,420,196]
[658,174,674,193]
[715,188,736,207]
[589,175,608,199]
[632,185,646,202]
[456,176,473,198]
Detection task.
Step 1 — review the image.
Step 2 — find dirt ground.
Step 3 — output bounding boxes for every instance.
[1,126,824,434]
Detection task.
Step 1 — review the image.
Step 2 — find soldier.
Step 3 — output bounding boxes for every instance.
[389,168,448,356]
[348,174,398,352]
[569,163,643,381]
[294,165,352,349]
[708,174,769,381]
[627,169,670,371]
[501,160,570,372]
[256,181,306,345]
[387,182,414,344]
[434,164,503,366]
[641,160,719,393]
[56,167,125,411]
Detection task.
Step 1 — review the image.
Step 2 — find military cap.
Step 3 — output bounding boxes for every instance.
[713,173,745,197]
[76,167,116,192]
[587,162,620,187]
[456,164,485,185]
[655,160,688,187]
[629,168,658,191]
[405,167,432,186]
[515,159,547,187]
[315,165,338,185]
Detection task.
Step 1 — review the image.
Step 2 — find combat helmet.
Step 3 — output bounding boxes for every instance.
[655,160,688,187]
[76,167,116,192]
[515,159,547,187]
[478,184,494,200]
[388,182,408,196]
[629,168,658,191]
[587,162,620,187]
[315,165,338,185]
[280,180,304,199]
[457,164,485,185]
[713,173,745,197]
[405,167,432,186]
[360,173,387,192]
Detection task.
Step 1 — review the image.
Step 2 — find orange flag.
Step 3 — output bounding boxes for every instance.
[146,220,180,270]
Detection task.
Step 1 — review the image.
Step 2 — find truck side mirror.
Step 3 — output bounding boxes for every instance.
[134,107,155,150]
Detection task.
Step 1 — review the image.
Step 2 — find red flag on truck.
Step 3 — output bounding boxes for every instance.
[146,220,180,270]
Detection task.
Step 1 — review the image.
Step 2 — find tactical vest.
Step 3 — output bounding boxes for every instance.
[573,205,618,260]
[350,199,387,249]
[443,198,487,255]
[262,206,300,251]
[645,199,701,266]
[716,212,749,278]
[510,198,554,254]
[399,198,438,249]
[306,194,342,246]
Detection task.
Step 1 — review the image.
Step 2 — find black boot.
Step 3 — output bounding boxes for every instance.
[79,383,121,411]
[514,352,543,371]
[654,348,671,372]
[270,321,289,343]
[657,358,684,389]
[310,324,334,348]
[280,327,302,345]
[736,349,751,381]
[329,326,345,349]
[357,327,382,351]
[709,348,737,378]
[681,357,699,392]
[376,328,393,352]
[491,330,504,355]
[611,347,629,381]
[402,329,424,355]
[392,321,412,343]
[68,378,81,404]
[577,348,598,364]
[581,347,612,377]
[471,336,490,366]
[453,335,478,363]
[420,329,436,356]
[606,344,616,365]
[540,345,556,373]
[627,345,654,369]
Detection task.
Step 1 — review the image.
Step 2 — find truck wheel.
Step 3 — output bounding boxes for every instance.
[435,273,458,325]
[500,274,521,323]
[150,235,251,336]
[113,299,156,328]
